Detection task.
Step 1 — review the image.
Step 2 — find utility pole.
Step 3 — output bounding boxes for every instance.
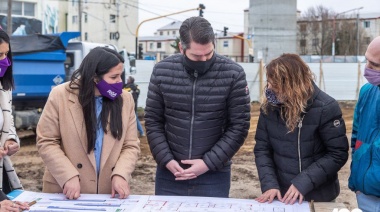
[356,12,360,60]
[6,0,12,35]
[78,0,82,41]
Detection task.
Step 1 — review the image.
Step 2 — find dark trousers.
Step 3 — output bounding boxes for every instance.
[155,166,231,198]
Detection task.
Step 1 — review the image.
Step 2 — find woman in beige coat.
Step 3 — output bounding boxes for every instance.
[0,30,23,193]
[36,47,140,200]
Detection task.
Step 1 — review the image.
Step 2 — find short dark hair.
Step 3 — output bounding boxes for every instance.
[0,29,15,90]
[179,16,215,51]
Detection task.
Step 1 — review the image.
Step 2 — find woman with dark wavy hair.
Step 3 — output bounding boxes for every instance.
[37,47,140,200]
[254,53,349,204]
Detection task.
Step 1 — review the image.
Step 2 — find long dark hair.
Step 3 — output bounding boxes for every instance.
[0,30,15,90]
[69,47,125,153]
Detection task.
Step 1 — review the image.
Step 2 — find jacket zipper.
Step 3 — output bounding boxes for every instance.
[298,115,305,173]
[189,71,198,159]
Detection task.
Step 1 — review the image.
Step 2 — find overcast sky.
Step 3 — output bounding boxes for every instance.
[137,0,379,36]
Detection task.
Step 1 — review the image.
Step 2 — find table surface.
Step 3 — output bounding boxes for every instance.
[313,202,348,212]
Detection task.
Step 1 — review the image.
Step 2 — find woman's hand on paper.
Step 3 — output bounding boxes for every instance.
[63,176,81,200]
[255,189,282,203]
[282,184,304,205]
[111,175,130,199]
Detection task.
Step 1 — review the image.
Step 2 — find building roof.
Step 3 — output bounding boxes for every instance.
[139,35,177,41]
[157,21,182,31]
[360,13,380,19]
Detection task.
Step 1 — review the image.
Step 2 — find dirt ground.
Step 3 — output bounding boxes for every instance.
[11,101,358,210]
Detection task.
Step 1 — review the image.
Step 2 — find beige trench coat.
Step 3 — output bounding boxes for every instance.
[36,82,140,194]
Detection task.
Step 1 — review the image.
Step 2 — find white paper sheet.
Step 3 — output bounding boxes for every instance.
[12,191,310,212]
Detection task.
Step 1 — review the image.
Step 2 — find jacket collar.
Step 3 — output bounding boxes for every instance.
[65,82,117,172]
[305,82,320,112]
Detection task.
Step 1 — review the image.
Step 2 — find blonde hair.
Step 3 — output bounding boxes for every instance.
[261,53,314,132]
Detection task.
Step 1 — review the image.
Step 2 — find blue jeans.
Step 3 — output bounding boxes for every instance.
[356,192,380,212]
[136,112,144,135]
[155,165,231,197]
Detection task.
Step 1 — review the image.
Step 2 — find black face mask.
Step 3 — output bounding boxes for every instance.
[183,52,216,75]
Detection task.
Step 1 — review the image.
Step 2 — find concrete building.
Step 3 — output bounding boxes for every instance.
[62,0,138,53]
[0,0,138,53]
[249,0,297,63]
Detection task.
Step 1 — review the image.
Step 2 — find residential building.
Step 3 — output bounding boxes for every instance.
[0,0,44,34]
[138,21,180,59]
[139,20,252,62]
[297,13,380,56]
[0,0,139,53]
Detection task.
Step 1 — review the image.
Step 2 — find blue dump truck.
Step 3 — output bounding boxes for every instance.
[11,32,136,129]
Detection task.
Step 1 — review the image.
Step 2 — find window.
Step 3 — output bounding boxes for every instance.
[149,43,153,49]
[72,15,78,24]
[84,32,88,41]
[300,39,306,47]
[167,31,169,35]
[157,42,162,49]
[0,2,6,14]
[364,21,370,28]
[84,14,88,23]
[312,38,319,46]
[110,15,116,23]
[173,31,176,35]
[159,31,163,36]
[110,0,116,4]
[1,1,36,16]
[223,41,229,47]
[300,24,307,32]
[24,2,35,16]
[12,2,22,15]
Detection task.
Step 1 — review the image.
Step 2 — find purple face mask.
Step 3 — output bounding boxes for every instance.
[364,67,380,86]
[0,57,11,77]
[95,79,123,101]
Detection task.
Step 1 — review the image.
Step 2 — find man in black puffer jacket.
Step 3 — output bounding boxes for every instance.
[145,16,251,197]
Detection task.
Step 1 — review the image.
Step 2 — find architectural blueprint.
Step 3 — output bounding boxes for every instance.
[9,190,310,212]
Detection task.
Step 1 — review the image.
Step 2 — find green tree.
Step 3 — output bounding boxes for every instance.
[171,37,180,53]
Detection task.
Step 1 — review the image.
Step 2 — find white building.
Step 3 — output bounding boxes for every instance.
[139,20,253,62]
[0,0,139,53]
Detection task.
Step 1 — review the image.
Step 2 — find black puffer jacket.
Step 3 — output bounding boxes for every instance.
[145,53,250,171]
[254,84,349,201]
